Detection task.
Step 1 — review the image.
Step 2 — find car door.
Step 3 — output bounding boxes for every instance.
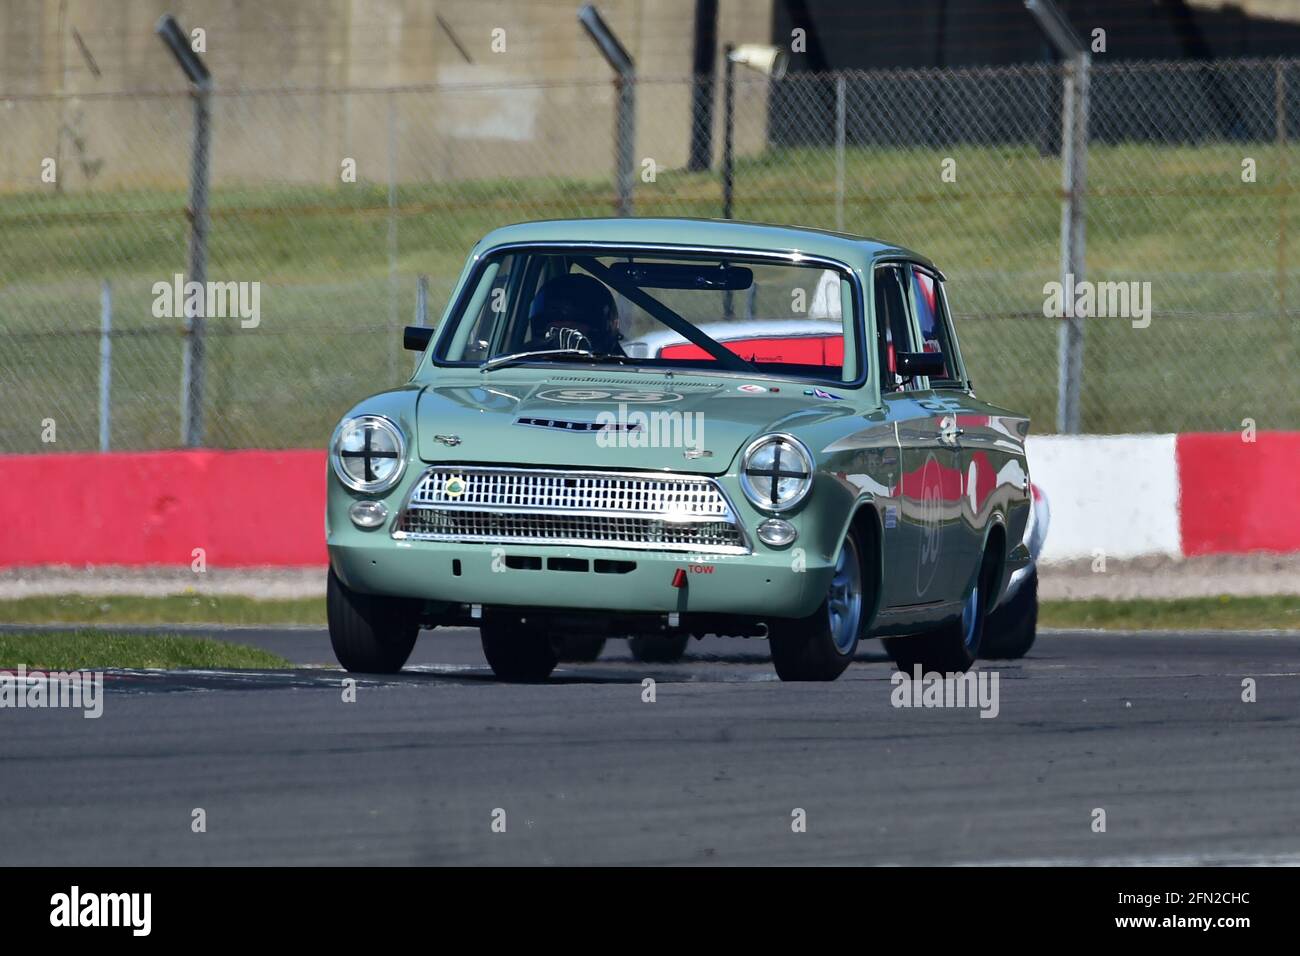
[875,262,963,610]
[920,269,1029,582]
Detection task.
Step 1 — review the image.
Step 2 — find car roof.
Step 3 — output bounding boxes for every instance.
[472,217,938,273]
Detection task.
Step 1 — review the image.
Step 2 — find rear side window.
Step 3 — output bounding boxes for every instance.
[909,267,962,388]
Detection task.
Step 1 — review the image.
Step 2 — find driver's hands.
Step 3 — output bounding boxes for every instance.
[544,325,594,352]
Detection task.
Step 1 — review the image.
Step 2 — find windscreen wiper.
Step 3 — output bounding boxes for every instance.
[480,348,622,372]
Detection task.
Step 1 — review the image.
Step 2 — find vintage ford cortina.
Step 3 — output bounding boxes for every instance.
[326,218,1034,681]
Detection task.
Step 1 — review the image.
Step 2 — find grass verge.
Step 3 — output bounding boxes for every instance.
[0,630,292,670]
[1039,595,1300,631]
[2,593,1297,631]
[1,594,327,627]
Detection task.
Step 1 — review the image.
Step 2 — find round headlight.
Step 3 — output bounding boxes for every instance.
[740,434,814,512]
[331,415,407,493]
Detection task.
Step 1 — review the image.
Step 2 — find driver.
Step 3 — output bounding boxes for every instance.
[528,273,624,355]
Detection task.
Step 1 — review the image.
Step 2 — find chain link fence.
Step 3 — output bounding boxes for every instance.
[2,59,1296,453]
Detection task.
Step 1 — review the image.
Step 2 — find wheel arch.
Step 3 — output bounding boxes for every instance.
[837,498,885,633]
[979,513,1010,610]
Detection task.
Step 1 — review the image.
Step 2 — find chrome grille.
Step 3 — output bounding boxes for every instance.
[394,467,748,554]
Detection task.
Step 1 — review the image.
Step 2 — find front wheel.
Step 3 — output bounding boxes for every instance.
[479,611,559,681]
[327,567,420,673]
[769,528,867,681]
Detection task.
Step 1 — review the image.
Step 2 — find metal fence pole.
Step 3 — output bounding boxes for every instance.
[99,280,112,452]
[387,91,399,382]
[1277,61,1289,322]
[156,14,212,447]
[1025,0,1088,434]
[722,47,735,220]
[1057,51,1089,433]
[578,5,636,216]
[835,74,847,232]
[414,273,429,373]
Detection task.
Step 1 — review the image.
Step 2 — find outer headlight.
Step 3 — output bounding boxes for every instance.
[739,433,814,512]
[330,415,407,494]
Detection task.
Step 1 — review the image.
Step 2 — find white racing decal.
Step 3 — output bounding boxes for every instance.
[536,388,684,404]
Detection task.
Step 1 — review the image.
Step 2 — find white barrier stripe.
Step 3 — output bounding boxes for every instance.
[1027,434,1182,563]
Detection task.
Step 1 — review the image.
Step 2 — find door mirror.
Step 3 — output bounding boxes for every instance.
[404,325,434,351]
[896,351,945,379]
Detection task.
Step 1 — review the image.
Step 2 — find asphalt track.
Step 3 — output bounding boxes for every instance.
[2,627,1299,865]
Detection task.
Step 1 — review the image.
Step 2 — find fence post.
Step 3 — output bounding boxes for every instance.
[415,274,429,327]
[156,14,212,448]
[579,5,636,217]
[722,46,735,221]
[99,280,112,453]
[835,74,847,232]
[1276,61,1288,322]
[1057,51,1089,434]
[414,274,429,373]
[1025,0,1088,434]
[387,91,400,382]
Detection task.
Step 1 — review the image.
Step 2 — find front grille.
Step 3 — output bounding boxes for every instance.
[394,467,748,554]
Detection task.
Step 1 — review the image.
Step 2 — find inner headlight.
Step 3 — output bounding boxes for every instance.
[331,415,407,493]
[740,434,814,512]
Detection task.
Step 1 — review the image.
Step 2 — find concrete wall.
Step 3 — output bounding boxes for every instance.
[0,0,776,191]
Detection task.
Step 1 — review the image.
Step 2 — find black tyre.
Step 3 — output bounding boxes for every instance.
[628,633,690,663]
[479,611,559,681]
[327,567,420,673]
[769,527,868,681]
[981,568,1038,660]
[554,635,607,662]
[883,539,1000,675]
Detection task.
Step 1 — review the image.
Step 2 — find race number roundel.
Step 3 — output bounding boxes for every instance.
[536,389,683,404]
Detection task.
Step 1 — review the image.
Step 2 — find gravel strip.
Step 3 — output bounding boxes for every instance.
[1,553,1297,601]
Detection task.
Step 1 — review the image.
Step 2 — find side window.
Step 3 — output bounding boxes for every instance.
[909,267,962,387]
[873,264,913,392]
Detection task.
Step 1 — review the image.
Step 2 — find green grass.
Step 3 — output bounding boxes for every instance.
[3,592,1296,632]
[0,629,291,670]
[1040,595,1300,631]
[2,139,1296,450]
[0,594,326,627]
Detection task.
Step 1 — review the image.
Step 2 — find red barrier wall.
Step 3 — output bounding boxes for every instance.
[2,435,1297,567]
[1176,432,1300,556]
[0,450,327,568]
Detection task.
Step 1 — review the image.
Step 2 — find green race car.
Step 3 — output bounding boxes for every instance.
[326,218,1033,681]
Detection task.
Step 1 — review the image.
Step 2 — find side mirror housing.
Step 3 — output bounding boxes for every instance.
[896,351,946,379]
[404,325,434,352]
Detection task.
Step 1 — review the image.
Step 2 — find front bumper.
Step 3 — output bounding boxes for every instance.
[328,537,832,619]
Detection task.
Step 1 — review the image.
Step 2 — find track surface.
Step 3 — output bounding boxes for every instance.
[2,628,1299,865]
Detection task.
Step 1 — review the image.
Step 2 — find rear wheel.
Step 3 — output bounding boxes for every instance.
[883,539,1000,674]
[628,633,690,663]
[981,568,1038,659]
[769,528,866,681]
[327,567,420,674]
[479,611,559,681]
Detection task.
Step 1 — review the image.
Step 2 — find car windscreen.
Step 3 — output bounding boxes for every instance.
[434,248,863,384]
